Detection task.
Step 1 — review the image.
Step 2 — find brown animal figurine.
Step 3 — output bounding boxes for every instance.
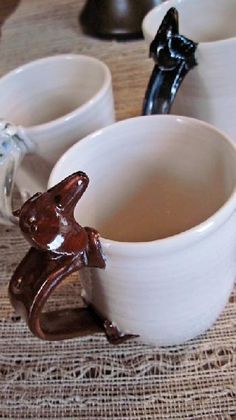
[9,171,136,344]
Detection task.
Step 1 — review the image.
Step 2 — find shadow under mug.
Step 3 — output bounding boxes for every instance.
[142,0,236,141]
[10,115,236,346]
[0,54,114,225]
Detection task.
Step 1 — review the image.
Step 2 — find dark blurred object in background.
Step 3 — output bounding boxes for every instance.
[0,0,21,37]
[79,0,162,40]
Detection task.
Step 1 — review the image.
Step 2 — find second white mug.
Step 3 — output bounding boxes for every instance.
[0,54,115,224]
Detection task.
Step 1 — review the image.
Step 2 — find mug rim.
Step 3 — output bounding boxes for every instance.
[0,54,112,132]
[49,115,236,254]
[142,0,236,47]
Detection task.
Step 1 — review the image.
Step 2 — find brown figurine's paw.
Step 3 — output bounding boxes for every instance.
[104,320,139,345]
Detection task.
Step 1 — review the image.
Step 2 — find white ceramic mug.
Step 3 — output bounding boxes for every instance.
[49,115,236,346]
[0,54,114,224]
[142,0,236,140]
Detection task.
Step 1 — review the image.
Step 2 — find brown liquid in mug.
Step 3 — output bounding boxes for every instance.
[99,172,225,242]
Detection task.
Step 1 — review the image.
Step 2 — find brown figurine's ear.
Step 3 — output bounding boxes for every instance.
[13,192,43,218]
[13,208,21,217]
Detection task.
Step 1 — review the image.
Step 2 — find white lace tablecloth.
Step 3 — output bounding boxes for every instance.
[0,1,235,418]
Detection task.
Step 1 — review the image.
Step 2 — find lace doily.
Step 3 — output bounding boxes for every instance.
[1,224,236,419]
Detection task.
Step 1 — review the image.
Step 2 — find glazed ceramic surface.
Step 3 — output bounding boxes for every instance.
[0,54,114,224]
[49,115,236,346]
[80,0,162,39]
[142,0,236,141]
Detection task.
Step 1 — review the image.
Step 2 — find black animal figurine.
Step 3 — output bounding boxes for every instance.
[142,7,198,115]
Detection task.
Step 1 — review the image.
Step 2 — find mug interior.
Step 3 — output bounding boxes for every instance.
[49,116,236,243]
[0,55,108,127]
[143,0,236,43]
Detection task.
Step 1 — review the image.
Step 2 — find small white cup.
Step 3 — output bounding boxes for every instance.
[0,54,114,224]
[142,0,236,140]
[49,115,236,346]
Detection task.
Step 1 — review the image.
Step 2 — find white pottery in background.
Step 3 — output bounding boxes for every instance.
[49,115,236,346]
[0,54,114,223]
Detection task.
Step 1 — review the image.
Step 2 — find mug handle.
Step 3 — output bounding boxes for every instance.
[9,229,104,340]
[8,172,137,344]
[9,230,135,344]
[0,120,32,225]
[142,7,198,115]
